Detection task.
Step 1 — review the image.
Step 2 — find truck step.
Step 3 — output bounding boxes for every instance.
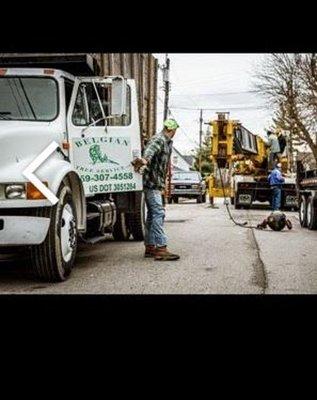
[86,212,101,220]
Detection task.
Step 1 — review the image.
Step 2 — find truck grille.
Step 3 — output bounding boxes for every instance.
[175,185,192,189]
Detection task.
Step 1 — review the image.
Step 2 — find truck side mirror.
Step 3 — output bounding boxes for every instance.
[111,77,127,116]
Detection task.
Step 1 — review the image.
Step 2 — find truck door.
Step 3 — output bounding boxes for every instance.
[66,77,142,196]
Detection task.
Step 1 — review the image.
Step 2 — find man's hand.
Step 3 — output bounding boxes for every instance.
[131,157,148,173]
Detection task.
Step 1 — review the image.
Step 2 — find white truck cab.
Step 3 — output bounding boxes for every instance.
[0,65,145,281]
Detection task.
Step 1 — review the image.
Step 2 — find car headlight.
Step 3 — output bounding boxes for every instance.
[5,184,26,199]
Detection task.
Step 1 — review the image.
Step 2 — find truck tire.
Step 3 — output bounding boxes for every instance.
[30,183,77,282]
[128,192,146,241]
[113,212,131,241]
[168,197,173,204]
[299,195,308,228]
[197,194,202,203]
[174,197,179,204]
[307,196,317,230]
[230,197,235,205]
[202,193,206,203]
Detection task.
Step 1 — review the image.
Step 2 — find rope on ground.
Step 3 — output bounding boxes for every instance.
[216,163,267,230]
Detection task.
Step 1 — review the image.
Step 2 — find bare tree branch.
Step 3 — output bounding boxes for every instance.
[254,53,317,162]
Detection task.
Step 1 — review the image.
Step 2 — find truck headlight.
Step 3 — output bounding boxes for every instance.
[171,184,175,190]
[5,184,26,199]
[192,184,199,189]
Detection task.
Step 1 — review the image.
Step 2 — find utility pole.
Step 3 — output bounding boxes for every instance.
[199,109,203,173]
[159,54,172,203]
[162,54,170,122]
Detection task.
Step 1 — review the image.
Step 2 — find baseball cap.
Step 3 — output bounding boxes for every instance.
[164,119,179,130]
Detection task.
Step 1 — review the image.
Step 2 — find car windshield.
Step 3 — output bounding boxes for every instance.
[172,172,201,181]
[0,77,58,121]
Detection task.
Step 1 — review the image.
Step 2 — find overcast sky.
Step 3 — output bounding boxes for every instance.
[154,53,273,155]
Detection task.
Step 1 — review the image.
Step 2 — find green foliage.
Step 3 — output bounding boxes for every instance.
[192,134,213,178]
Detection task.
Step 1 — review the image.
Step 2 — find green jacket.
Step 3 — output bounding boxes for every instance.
[143,131,173,190]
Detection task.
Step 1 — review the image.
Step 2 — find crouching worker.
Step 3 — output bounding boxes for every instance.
[132,119,180,261]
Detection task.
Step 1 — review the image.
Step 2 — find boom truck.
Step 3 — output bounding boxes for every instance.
[0,53,158,281]
[207,113,298,210]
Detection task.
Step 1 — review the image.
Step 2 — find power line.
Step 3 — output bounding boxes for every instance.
[157,95,199,147]
[169,105,266,111]
[170,64,200,110]
[172,90,258,97]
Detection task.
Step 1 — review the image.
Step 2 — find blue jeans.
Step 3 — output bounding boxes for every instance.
[144,188,167,247]
[271,186,282,211]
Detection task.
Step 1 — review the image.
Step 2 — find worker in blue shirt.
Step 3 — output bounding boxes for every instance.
[268,163,285,211]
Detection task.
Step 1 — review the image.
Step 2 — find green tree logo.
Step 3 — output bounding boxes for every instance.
[89,144,119,165]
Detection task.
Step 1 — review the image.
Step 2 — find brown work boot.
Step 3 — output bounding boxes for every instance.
[144,245,156,258]
[154,246,180,261]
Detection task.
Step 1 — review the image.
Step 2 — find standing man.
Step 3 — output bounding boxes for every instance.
[132,119,180,261]
[268,162,285,211]
[267,130,281,170]
[277,131,287,156]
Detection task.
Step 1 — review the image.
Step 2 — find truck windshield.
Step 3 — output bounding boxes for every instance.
[173,172,201,181]
[0,77,58,121]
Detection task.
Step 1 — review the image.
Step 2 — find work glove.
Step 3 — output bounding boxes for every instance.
[131,157,148,174]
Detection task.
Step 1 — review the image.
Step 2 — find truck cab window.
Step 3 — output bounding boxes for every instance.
[72,81,131,126]
[72,85,89,125]
[0,77,58,121]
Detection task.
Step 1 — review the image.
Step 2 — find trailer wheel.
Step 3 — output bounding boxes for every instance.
[113,212,131,241]
[30,183,77,282]
[299,195,308,228]
[307,196,317,230]
[128,192,146,241]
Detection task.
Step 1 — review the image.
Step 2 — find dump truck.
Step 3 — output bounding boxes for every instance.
[297,160,317,230]
[207,112,298,210]
[0,53,158,281]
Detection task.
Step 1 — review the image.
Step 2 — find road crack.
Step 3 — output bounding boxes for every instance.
[248,228,268,294]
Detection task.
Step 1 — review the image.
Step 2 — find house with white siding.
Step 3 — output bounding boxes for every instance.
[171,147,193,172]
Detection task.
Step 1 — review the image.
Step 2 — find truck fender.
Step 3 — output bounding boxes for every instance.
[37,158,86,232]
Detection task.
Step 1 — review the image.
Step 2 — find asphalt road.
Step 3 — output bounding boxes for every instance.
[0,198,316,294]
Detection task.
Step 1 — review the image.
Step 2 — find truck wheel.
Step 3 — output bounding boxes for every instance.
[30,183,77,282]
[307,196,317,230]
[197,195,202,204]
[168,197,173,204]
[230,197,235,205]
[113,212,131,241]
[174,197,179,204]
[202,193,206,203]
[128,192,146,241]
[299,195,308,228]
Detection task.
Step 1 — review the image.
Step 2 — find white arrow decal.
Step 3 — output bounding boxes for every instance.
[23,141,59,205]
